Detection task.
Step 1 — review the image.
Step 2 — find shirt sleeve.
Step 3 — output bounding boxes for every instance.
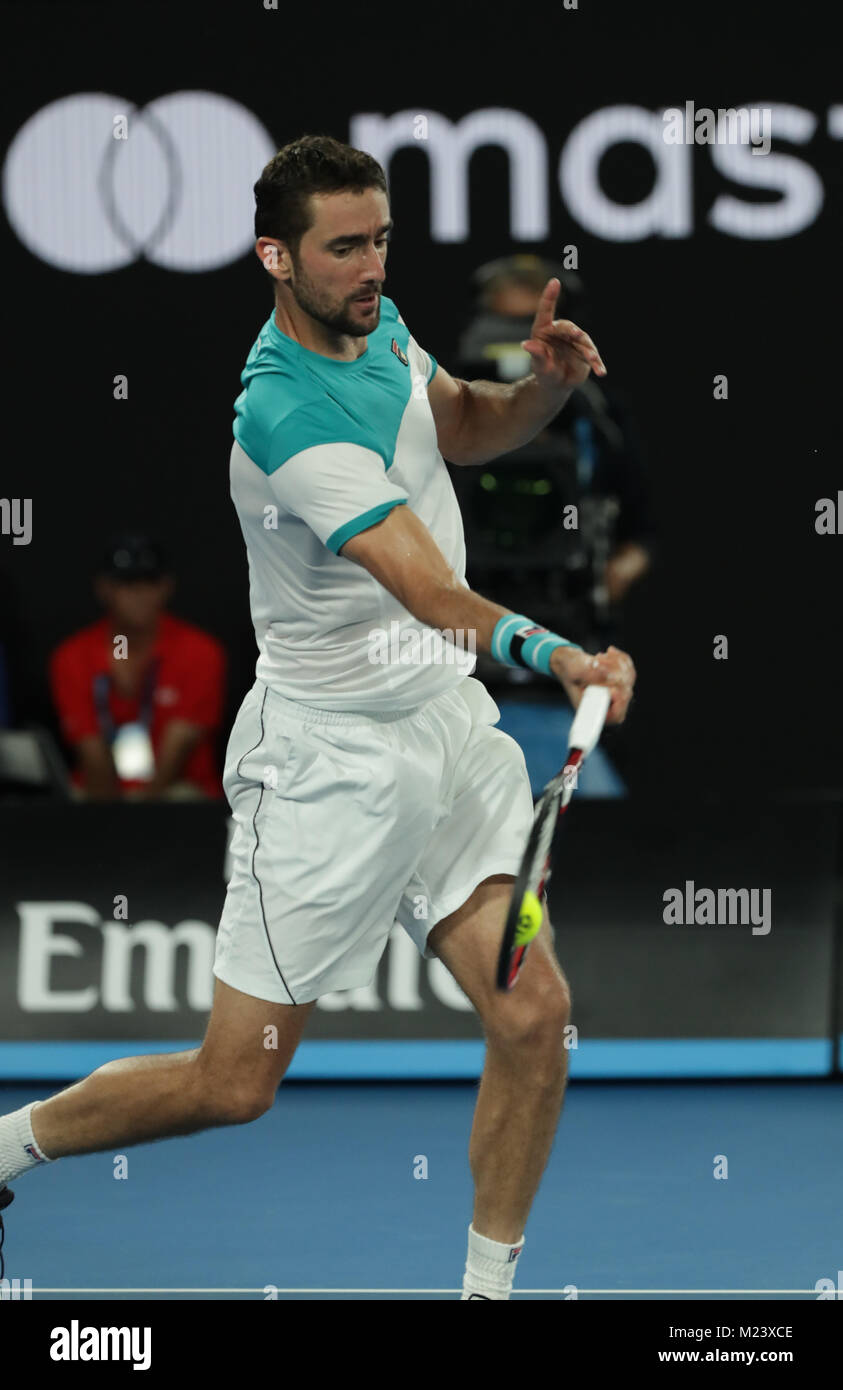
[49,641,100,743]
[418,343,438,384]
[266,409,410,555]
[396,313,438,384]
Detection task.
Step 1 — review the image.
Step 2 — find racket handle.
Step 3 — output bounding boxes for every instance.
[568,684,611,756]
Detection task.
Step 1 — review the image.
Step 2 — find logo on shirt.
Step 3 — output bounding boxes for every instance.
[390,338,409,367]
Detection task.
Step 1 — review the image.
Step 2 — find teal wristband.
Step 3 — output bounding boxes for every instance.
[491,614,582,676]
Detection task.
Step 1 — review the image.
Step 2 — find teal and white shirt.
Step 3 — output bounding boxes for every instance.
[231,294,476,711]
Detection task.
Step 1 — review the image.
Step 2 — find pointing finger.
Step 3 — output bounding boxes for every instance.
[531,278,560,333]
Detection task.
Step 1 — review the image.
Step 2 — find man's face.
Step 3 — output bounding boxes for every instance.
[489,282,544,318]
[282,187,391,337]
[97,576,172,629]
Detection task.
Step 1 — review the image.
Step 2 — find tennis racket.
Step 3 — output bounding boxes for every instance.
[495,684,612,991]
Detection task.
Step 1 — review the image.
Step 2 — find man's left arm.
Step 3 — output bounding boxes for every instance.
[427,275,606,467]
[428,368,573,466]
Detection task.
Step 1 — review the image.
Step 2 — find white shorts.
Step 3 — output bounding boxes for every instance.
[213,675,535,1004]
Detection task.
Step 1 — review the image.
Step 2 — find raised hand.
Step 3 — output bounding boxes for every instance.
[521,278,606,389]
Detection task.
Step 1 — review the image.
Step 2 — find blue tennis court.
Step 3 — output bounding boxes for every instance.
[3,1078,839,1301]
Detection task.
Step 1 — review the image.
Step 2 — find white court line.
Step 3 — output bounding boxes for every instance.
[22,1288,824,1295]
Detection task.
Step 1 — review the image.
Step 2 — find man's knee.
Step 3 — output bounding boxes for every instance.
[191,1058,278,1127]
[214,1086,276,1126]
[484,973,573,1053]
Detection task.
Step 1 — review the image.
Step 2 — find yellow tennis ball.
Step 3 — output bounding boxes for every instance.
[514,890,543,945]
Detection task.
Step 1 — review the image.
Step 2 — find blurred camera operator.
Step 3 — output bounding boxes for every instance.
[455,256,655,656]
[452,257,655,793]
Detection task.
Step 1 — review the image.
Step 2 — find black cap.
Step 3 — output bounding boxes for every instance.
[472,254,560,290]
[99,535,169,581]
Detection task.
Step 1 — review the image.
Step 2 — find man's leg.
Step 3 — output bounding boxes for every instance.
[426,874,570,1247]
[19,979,317,1162]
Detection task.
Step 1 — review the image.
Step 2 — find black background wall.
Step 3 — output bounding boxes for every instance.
[2,0,841,799]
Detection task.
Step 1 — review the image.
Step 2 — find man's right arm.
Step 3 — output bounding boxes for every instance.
[49,643,121,798]
[340,500,510,653]
[339,504,636,720]
[263,424,635,722]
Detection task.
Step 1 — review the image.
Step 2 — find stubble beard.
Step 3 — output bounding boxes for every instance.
[288,260,379,339]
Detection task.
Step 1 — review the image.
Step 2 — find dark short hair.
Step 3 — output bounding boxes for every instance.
[253,134,388,261]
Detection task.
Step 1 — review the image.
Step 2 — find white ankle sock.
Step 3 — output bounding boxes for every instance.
[0,1102,54,1185]
[461,1223,525,1300]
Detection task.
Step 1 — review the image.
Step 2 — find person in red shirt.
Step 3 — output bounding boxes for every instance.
[49,535,227,800]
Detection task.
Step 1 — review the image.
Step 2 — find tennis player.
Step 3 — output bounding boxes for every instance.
[0,136,635,1302]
